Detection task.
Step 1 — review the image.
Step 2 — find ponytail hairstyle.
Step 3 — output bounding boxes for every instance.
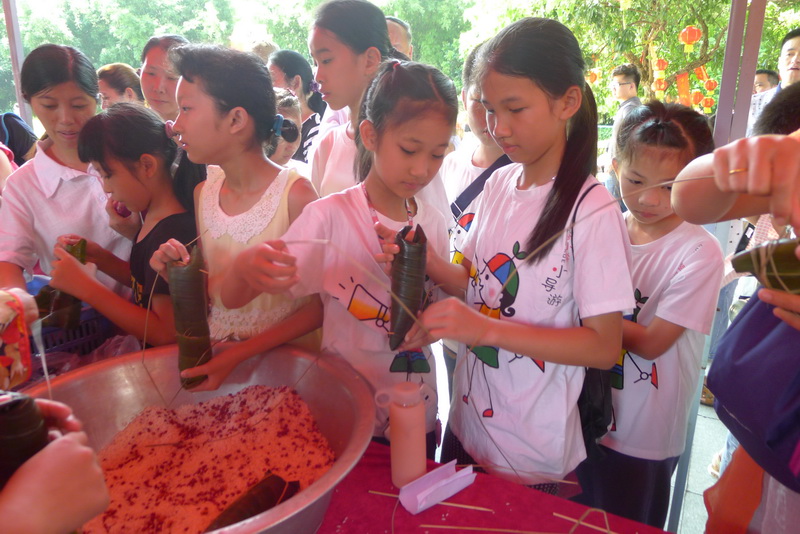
[268,49,326,116]
[314,0,392,61]
[356,60,457,181]
[615,101,714,168]
[97,63,144,101]
[171,44,297,149]
[78,102,176,177]
[21,44,98,102]
[476,18,597,264]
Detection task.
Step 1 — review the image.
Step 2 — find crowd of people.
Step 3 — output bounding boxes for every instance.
[0,0,799,532]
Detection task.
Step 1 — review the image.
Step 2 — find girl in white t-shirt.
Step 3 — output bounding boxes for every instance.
[150,44,320,391]
[574,101,723,527]
[308,0,392,197]
[220,60,458,456]
[400,18,634,492]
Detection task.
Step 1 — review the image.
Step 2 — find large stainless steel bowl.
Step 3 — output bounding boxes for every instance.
[23,344,375,534]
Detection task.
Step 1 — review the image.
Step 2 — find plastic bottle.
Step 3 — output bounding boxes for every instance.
[375,381,426,488]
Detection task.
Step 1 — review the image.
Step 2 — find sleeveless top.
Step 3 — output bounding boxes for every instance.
[198,165,307,341]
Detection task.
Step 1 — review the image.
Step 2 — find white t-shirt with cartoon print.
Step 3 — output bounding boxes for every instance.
[448,163,635,485]
[602,218,723,460]
[440,145,485,265]
[282,184,449,437]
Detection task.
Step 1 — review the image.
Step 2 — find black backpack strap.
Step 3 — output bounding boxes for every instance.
[571,181,614,456]
[450,154,512,219]
[570,182,602,260]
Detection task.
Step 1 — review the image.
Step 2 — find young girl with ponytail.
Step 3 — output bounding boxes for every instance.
[401,18,635,492]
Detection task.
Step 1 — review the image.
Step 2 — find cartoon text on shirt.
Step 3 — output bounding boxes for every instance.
[339,279,432,376]
[450,212,475,265]
[611,288,658,391]
[463,242,545,418]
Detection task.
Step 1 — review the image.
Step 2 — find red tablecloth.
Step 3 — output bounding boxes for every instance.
[318,442,667,533]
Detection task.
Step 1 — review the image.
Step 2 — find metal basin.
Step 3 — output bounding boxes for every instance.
[23,344,375,534]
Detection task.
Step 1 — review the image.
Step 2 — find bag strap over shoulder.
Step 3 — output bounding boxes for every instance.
[450,154,512,220]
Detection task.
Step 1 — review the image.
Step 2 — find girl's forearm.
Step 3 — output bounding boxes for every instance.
[0,262,27,292]
[92,249,131,286]
[427,253,469,297]
[212,296,324,366]
[479,312,623,369]
[622,318,686,361]
[82,288,175,346]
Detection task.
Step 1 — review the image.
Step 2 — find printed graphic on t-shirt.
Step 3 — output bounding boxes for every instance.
[463,241,546,418]
[610,287,658,431]
[450,212,475,265]
[334,275,432,375]
[611,288,659,389]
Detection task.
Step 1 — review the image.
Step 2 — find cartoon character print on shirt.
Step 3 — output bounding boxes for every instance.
[609,288,658,430]
[335,276,431,376]
[611,287,658,391]
[450,212,474,265]
[463,241,545,418]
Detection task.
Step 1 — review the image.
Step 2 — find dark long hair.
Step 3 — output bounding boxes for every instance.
[616,101,714,166]
[314,0,392,60]
[269,49,326,116]
[78,103,176,177]
[476,18,597,264]
[21,44,98,102]
[171,44,296,148]
[356,60,457,181]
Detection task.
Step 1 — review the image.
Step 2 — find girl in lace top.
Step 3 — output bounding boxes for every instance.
[150,44,320,391]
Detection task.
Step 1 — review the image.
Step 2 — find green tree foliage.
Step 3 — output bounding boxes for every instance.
[458,0,800,122]
[1,0,234,113]
[382,0,472,84]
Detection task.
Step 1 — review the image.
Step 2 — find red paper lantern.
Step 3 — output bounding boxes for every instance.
[702,96,716,113]
[586,71,598,84]
[691,90,704,105]
[680,26,702,53]
[654,58,669,72]
[653,78,669,92]
[704,79,719,93]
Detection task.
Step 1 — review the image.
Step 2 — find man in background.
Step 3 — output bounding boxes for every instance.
[754,69,779,93]
[603,63,642,211]
[747,28,800,136]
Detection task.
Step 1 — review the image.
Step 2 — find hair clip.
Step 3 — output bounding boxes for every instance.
[165,120,176,139]
[273,114,284,138]
[308,80,320,94]
[390,59,401,71]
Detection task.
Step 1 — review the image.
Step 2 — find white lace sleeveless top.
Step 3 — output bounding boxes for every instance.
[198,165,305,340]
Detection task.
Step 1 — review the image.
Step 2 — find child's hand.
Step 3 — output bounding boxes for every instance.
[34,398,83,437]
[401,297,492,349]
[374,222,400,275]
[150,238,191,283]
[49,247,99,301]
[180,352,238,392]
[234,240,299,294]
[0,431,109,533]
[712,134,800,228]
[106,197,142,241]
[55,234,105,265]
